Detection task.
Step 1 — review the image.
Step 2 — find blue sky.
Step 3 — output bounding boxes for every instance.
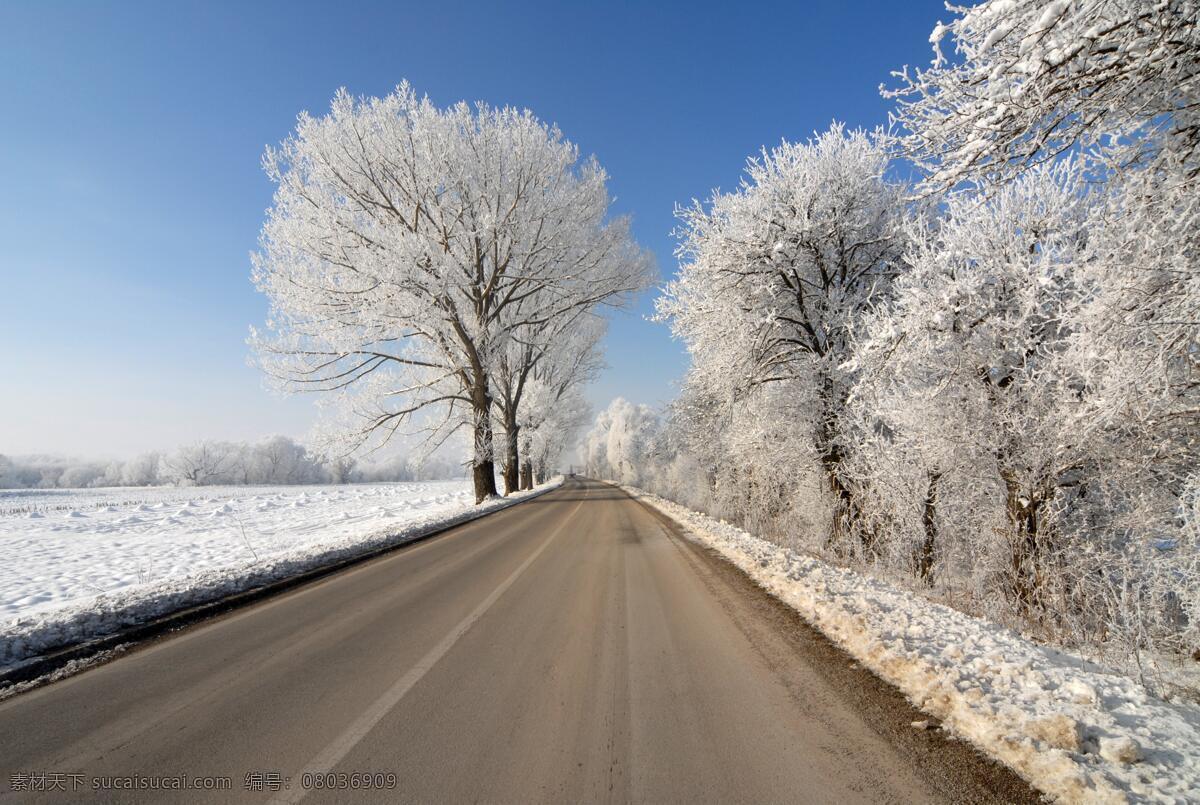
[0,0,948,457]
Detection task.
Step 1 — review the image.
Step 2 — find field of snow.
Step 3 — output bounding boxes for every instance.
[624,485,1200,804]
[0,481,472,619]
[0,479,559,676]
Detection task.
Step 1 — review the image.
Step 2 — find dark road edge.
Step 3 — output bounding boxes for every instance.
[613,481,1044,804]
[0,480,566,698]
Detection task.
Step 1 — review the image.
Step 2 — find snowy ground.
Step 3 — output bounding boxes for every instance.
[626,485,1200,804]
[1,479,559,675]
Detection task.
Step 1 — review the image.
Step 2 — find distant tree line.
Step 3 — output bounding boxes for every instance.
[0,436,463,490]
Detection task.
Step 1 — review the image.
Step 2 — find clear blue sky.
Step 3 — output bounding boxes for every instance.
[0,0,947,457]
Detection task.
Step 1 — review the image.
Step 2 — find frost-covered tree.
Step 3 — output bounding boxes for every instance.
[1064,161,1200,656]
[248,435,312,484]
[885,0,1200,190]
[847,162,1093,613]
[325,454,357,485]
[161,441,237,486]
[1072,157,1200,460]
[524,386,591,485]
[56,462,107,489]
[0,440,464,489]
[844,158,1199,660]
[491,331,541,495]
[504,316,604,489]
[117,452,163,487]
[658,124,906,548]
[873,0,1200,655]
[492,312,603,494]
[252,83,651,503]
[583,398,661,487]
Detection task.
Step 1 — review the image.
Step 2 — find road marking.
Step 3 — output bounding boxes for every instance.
[272,487,586,804]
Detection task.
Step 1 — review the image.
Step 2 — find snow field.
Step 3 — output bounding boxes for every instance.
[626,486,1200,804]
[0,479,561,675]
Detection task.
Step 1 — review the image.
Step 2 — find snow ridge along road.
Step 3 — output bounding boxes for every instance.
[0,479,561,683]
[624,484,1200,804]
[0,478,1036,803]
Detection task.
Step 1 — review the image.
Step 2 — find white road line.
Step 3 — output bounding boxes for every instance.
[271,487,586,804]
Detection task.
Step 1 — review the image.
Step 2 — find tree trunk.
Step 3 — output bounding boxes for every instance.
[472,459,497,504]
[520,460,534,490]
[918,471,941,585]
[826,467,867,555]
[471,384,499,503]
[1002,467,1045,616]
[816,378,875,557]
[501,424,520,496]
[821,442,875,559]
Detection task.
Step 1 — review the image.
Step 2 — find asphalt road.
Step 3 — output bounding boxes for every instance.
[0,478,1037,803]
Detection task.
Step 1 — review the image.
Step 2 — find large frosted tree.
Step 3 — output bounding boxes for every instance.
[846,162,1094,605]
[878,0,1199,648]
[885,0,1199,190]
[499,315,605,490]
[659,125,906,548]
[252,84,651,502]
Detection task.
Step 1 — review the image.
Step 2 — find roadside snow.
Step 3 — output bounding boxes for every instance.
[0,479,561,675]
[626,485,1200,804]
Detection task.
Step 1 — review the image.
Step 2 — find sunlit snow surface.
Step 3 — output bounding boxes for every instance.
[0,481,473,619]
[0,480,580,676]
[625,486,1200,804]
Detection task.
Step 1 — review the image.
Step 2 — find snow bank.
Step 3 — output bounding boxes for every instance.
[0,479,561,676]
[627,485,1200,804]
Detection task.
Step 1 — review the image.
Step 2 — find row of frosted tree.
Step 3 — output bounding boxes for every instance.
[253,85,653,502]
[588,0,1199,667]
[0,436,463,489]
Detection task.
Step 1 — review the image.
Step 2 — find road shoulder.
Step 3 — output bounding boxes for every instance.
[625,484,1043,804]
